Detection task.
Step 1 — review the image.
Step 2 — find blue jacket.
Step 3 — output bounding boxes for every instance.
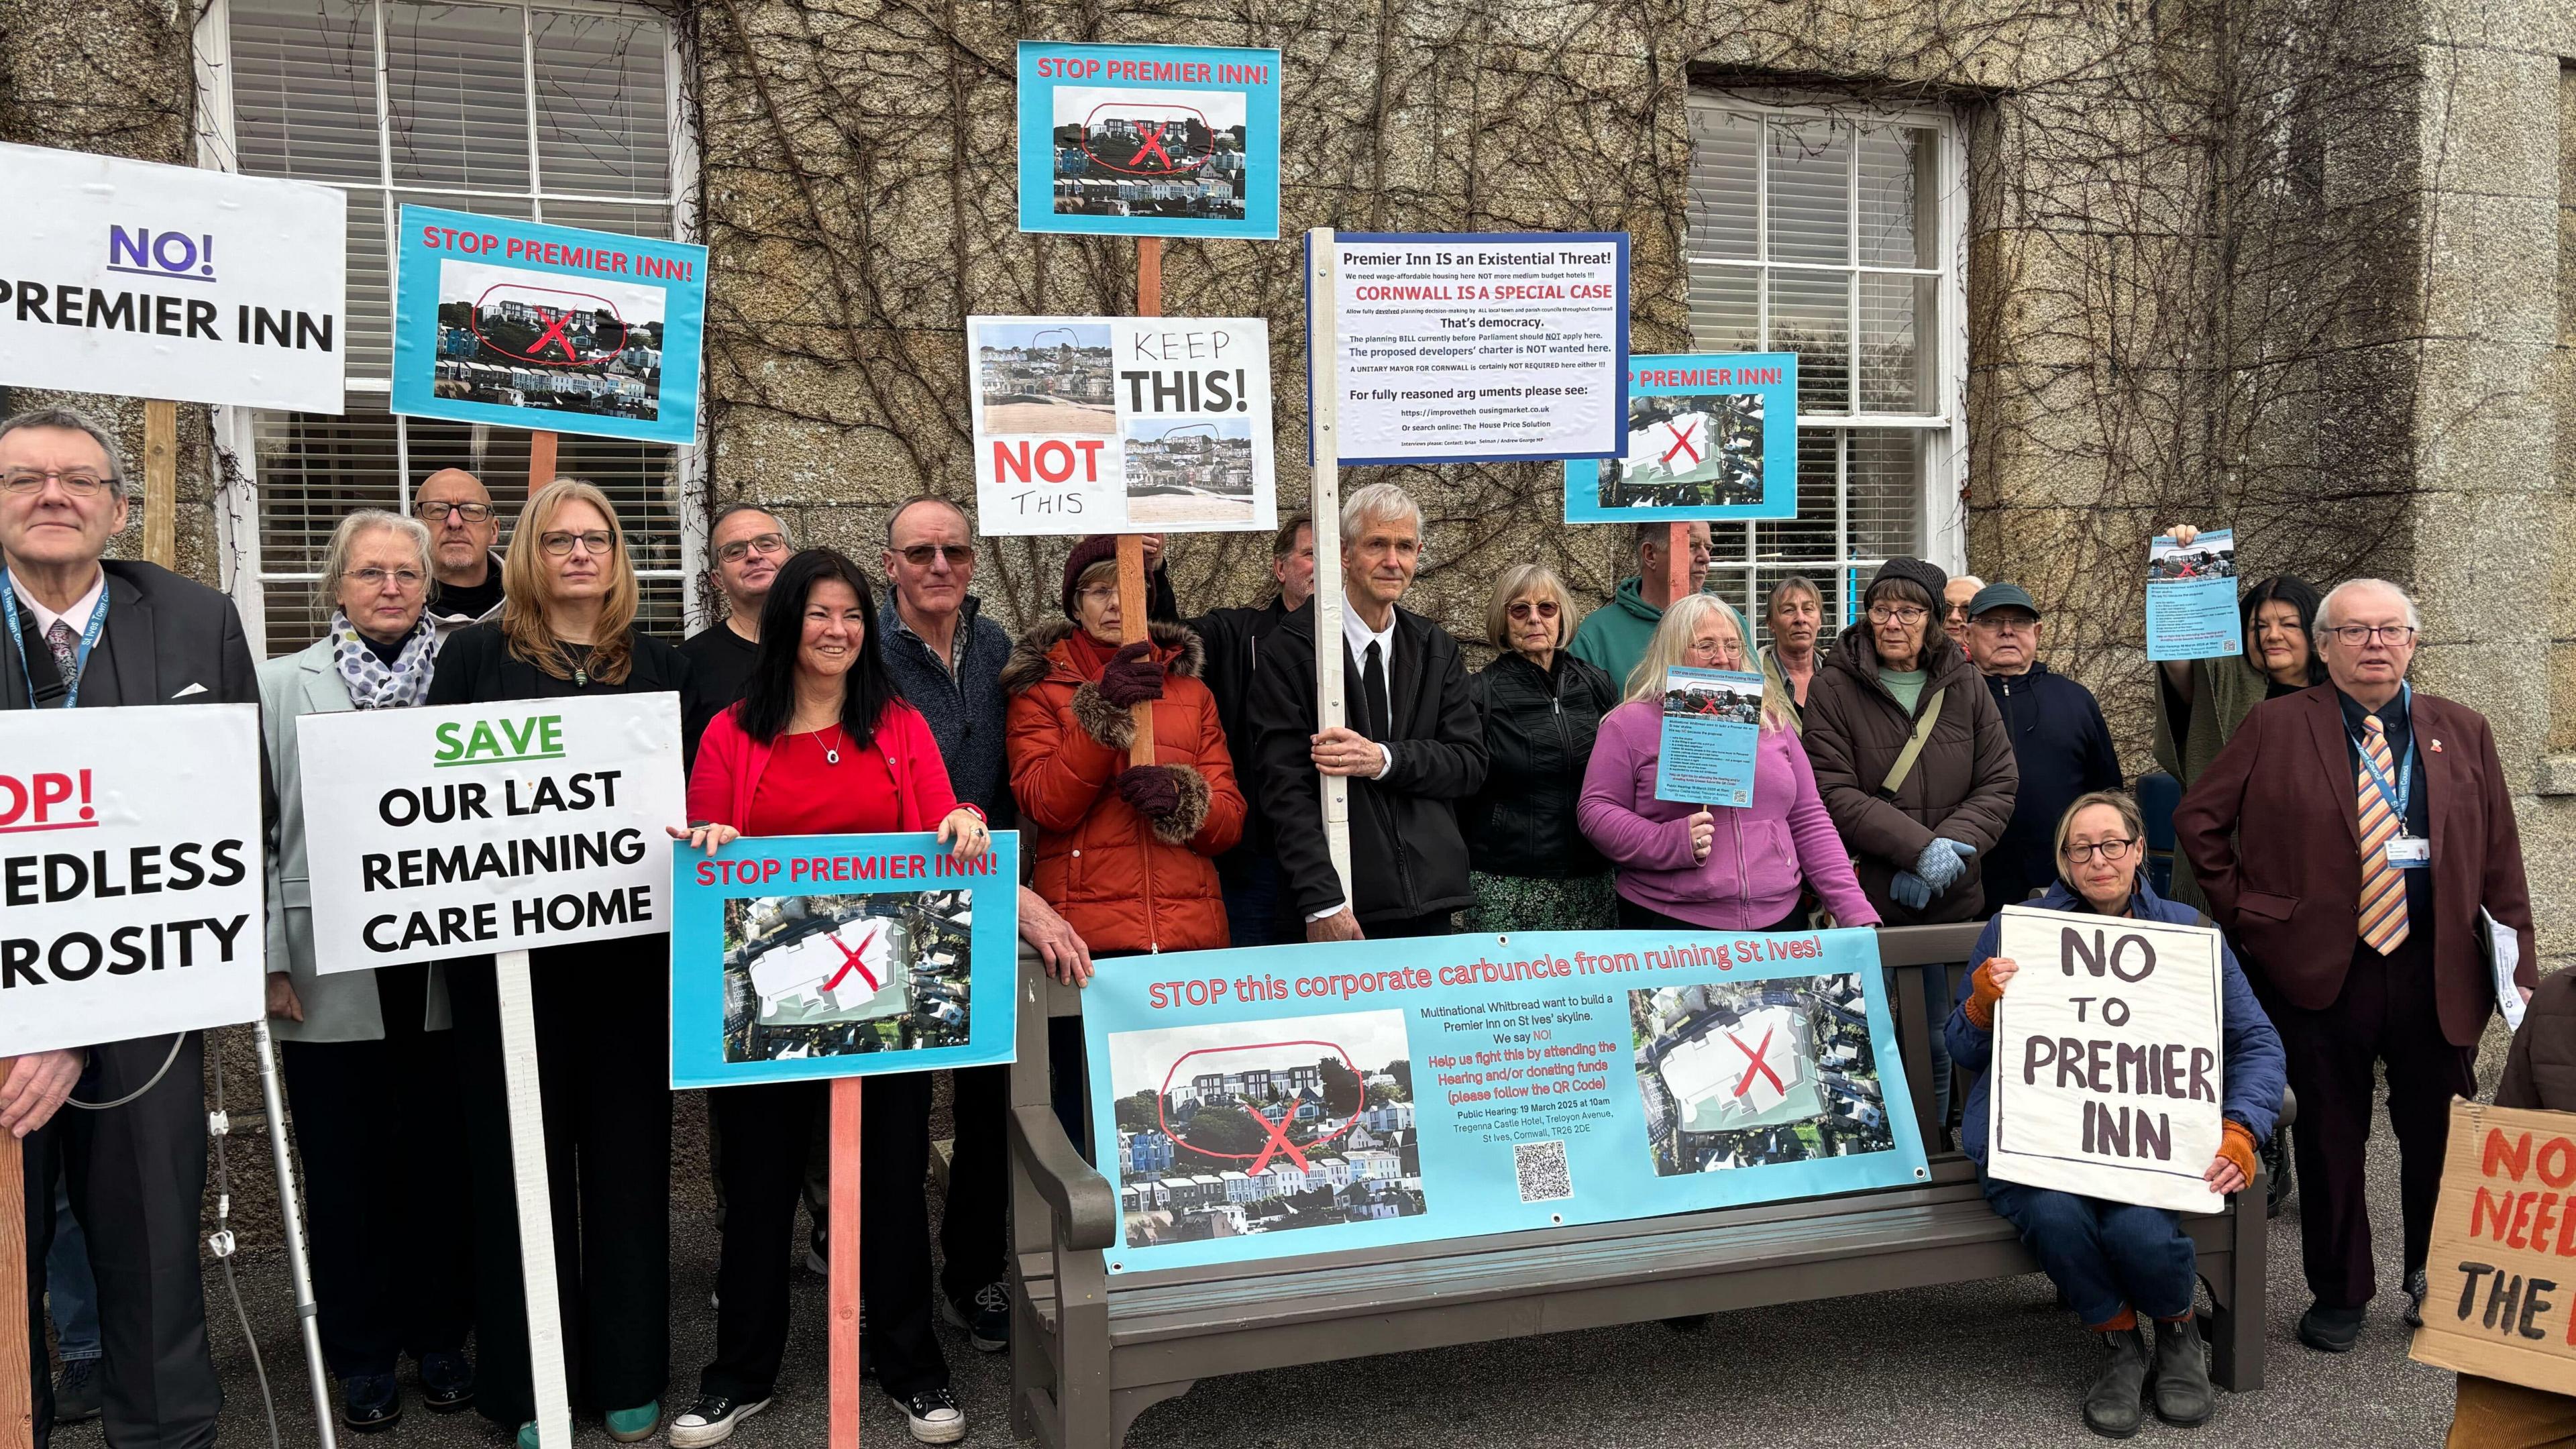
[877,594,1018,826]
[1980,663,2122,914]
[1947,878,2286,1167]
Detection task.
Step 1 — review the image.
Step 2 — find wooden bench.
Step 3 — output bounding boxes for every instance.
[1004,923,2275,1448]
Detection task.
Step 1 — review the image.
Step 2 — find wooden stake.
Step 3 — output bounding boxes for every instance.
[1305,229,1354,906]
[1118,236,1164,769]
[828,1078,863,1448]
[1,1131,28,1449]
[142,399,177,570]
[495,949,573,1448]
[1136,238,1163,318]
[1666,522,1692,607]
[529,429,559,494]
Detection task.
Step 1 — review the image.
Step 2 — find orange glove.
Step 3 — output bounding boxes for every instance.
[2216,1120,2259,1187]
[1962,959,2009,1030]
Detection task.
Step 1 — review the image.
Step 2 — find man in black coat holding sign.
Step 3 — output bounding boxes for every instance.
[0,406,257,1449]
[1248,484,1487,941]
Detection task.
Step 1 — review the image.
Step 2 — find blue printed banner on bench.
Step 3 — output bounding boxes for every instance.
[1083,926,1927,1272]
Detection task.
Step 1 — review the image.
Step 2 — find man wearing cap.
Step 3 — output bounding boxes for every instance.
[1966,582,2122,913]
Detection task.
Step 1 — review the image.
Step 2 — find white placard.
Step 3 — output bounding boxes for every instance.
[1986,904,2226,1214]
[967,315,1276,535]
[1323,231,1627,466]
[297,693,686,971]
[0,141,348,412]
[0,704,264,1055]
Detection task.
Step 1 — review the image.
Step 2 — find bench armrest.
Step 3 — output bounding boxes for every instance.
[1010,1101,1119,1252]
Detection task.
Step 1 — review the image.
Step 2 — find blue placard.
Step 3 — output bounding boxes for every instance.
[1565,353,1799,521]
[1084,927,1925,1273]
[669,832,1020,1087]
[2145,529,2241,662]
[1654,666,1766,808]
[391,204,706,446]
[1016,42,1283,240]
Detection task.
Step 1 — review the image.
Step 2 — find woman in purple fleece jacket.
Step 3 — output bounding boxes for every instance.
[1578,594,1879,931]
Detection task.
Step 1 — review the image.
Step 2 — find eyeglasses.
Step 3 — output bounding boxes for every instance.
[0,469,114,496]
[2061,837,2139,865]
[896,543,975,568]
[1507,600,1560,621]
[343,567,426,591]
[1868,605,1929,625]
[2321,624,2416,647]
[415,500,495,523]
[539,530,614,557]
[1077,584,1120,604]
[715,533,789,564]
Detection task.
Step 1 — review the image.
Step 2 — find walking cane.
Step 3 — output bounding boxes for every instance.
[252,1017,339,1449]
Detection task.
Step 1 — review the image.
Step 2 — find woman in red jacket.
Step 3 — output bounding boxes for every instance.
[669,548,985,1448]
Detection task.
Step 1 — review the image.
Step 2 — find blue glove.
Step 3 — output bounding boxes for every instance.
[1890,870,1932,910]
[1915,838,1977,894]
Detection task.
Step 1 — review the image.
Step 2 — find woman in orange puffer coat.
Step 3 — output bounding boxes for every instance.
[1003,535,1246,953]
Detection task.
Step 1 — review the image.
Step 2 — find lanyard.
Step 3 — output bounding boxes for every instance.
[0,569,107,709]
[2347,684,2415,824]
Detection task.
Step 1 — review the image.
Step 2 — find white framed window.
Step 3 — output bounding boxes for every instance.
[1683,94,1968,641]
[193,0,702,657]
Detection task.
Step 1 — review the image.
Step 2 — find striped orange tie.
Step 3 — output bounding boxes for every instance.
[2356,714,2410,953]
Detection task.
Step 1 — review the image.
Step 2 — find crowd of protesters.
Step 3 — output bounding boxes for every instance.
[0,403,2548,1448]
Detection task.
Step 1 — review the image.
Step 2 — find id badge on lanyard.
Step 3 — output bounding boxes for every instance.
[0,569,107,709]
[2357,686,2429,869]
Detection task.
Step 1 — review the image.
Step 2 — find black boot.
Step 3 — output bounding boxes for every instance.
[2152,1315,2214,1427]
[2084,1325,2151,1438]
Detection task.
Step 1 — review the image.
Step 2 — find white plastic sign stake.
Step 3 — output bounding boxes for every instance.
[496,947,574,1447]
[1305,226,1352,904]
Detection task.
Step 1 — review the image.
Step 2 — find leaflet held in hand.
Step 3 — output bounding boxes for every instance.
[1653,666,1764,808]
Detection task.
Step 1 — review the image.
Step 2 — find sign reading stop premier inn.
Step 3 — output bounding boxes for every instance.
[297,694,686,971]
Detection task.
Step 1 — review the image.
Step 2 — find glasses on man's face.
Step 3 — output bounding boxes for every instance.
[2322,624,2416,647]
[416,500,494,523]
[2061,837,2138,865]
[1868,605,1929,626]
[1507,600,1560,621]
[344,567,426,592]
[897,543,975,569]
[716,533,788,564]
[0,469,114,497]
[539,530,613,558]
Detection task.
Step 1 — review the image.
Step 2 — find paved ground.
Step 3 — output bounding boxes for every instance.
[46,1081,2461,1449]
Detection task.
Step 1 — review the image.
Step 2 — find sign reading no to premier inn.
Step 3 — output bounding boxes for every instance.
[297,694,686,971]
[0,140,348,413]
[0,704,266,1057]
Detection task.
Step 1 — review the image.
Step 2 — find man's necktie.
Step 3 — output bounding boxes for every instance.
[2356,713,2409,953]
[1362,640,1392,742]
[46,619,80,696]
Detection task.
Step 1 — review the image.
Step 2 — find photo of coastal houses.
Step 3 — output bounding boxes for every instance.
[432,258,667,421]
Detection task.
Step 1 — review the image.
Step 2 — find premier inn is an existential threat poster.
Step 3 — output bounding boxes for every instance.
[1082,928,1927,1273]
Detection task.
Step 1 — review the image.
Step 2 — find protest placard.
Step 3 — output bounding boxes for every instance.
[1316,231,1628,466]
[2410,1100,2576,1395]
[296,693,686,971]
[2145,529,2241,661]
[0,141,347,413]
[1986,905,2225,1214]
[1016,42,1282,241]
[1565,354,1799,521]
[967,315,1276,535]
[1083,926,1923,1271]
[1654,665,1764,807]
[669,832,1022,1087]
[0,704,264,1056]
[390,203,706,447]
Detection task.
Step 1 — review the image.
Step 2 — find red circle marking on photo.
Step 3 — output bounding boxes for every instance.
[468,282,634,366]
[1156,1040,1367,1175]
[1080,102,1214,177]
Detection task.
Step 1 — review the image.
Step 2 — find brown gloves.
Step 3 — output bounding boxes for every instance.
[1097,641,1165,707]
[1962,959,2009,1030]
[2216,1120,2259,1187]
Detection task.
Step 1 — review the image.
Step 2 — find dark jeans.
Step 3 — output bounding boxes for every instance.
[449,949,672,1427]
[279,964,474,1379]
[939,1065,1010,1303]
[1219,853,1283,949]
[858,1073,953,1399]
[1983,1177,2194,1325]
[700,1081,820,1402]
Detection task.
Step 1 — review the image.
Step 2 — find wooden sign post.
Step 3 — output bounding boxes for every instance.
[827,1080,863,1448]
[1304,228,1353,902]
[2,1122,28,1449]
[142,400,178,569]
[1119,240,1163,768]
[1667,523,1692,612]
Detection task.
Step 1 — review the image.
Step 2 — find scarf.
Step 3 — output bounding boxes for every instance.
[1060,624,1125,679]
[331,610,438,710]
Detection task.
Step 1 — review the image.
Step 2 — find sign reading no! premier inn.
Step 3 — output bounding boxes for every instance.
[297,694,686,971]
[0,140,348,413]
[0,705,266,1057]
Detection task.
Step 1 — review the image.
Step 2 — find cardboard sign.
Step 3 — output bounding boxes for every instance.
[1654,665,1764,808]
[0,141,347,412]
[2145,529,2241,661]
[390,203,706,446]
[1986,906,2226,1213]
[297,694,686,970]
[1016,42,1282,240]
[967,315,1276,535]
[669,832,1022,1087]
[1565,354,1799,521]
[2410,1100,2576,1395]
[0,704,264,1055]
[1317,231,1629,466]
[1084,926,1925,1272]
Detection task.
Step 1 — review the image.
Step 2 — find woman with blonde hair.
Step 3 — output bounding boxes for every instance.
[1578,593,1875,931]
[428,477,695,1448]
[1462,563,1620,931]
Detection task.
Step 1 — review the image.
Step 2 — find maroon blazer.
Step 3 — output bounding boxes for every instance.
[2173,683,2536,1046]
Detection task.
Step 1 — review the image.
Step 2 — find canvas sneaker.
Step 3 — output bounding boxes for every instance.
[941,1281,1012,1352]
[668,1393,770,1447]
[899,1387,967,1444]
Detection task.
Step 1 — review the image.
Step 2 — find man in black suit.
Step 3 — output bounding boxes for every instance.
[0,406,254,1448]
[1248,483,1487,941]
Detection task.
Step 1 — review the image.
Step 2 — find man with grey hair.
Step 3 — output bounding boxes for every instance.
[1248,482,1487,941]
[0,405,254,1447]
[2178,576,2537,1353]
[415,468,506,641]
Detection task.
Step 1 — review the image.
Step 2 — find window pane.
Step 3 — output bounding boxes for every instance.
[1847,428,1924,561]
[343,189,393,382]
[1766,119,1849,266]
[540,198,674,241]
[1686,266,1758,354]
[1858,272,1928,413]
[531,10,671,199]
[1768,270,1850,414]
[252,409,402,651]
[1754,425,1839,564]
[1687,108,1758,261]
[384,2,531,191]
[231,0,381,184]
[1857,125,1928,268]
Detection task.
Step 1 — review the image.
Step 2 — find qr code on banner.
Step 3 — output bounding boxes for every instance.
[1513,1138,1572,1203]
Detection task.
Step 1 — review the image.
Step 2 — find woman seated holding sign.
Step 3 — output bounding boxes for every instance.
[1947,791,2284,1438]
[1575,594,1876,931]
[674,547,987,1448]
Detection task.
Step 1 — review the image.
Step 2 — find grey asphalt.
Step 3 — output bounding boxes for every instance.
[45,1081,2459,1449]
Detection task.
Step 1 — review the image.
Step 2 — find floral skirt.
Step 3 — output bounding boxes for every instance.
[1464,870,1619,934]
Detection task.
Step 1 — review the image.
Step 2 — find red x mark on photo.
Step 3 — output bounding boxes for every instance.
[1126,121,1175,172]
[822,926,882,994]
[527,307,581,363]
[1241,1099,1313,1175]
[1729,1026,1786,1099]
[1659,419,1703,468]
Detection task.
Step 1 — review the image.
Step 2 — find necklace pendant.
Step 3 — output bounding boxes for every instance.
[824,746,841,765]
[573,666,588,688]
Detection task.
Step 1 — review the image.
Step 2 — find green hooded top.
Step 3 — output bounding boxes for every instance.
[1567,575,1664,694]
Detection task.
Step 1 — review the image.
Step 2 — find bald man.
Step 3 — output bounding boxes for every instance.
[415,469,506,640]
